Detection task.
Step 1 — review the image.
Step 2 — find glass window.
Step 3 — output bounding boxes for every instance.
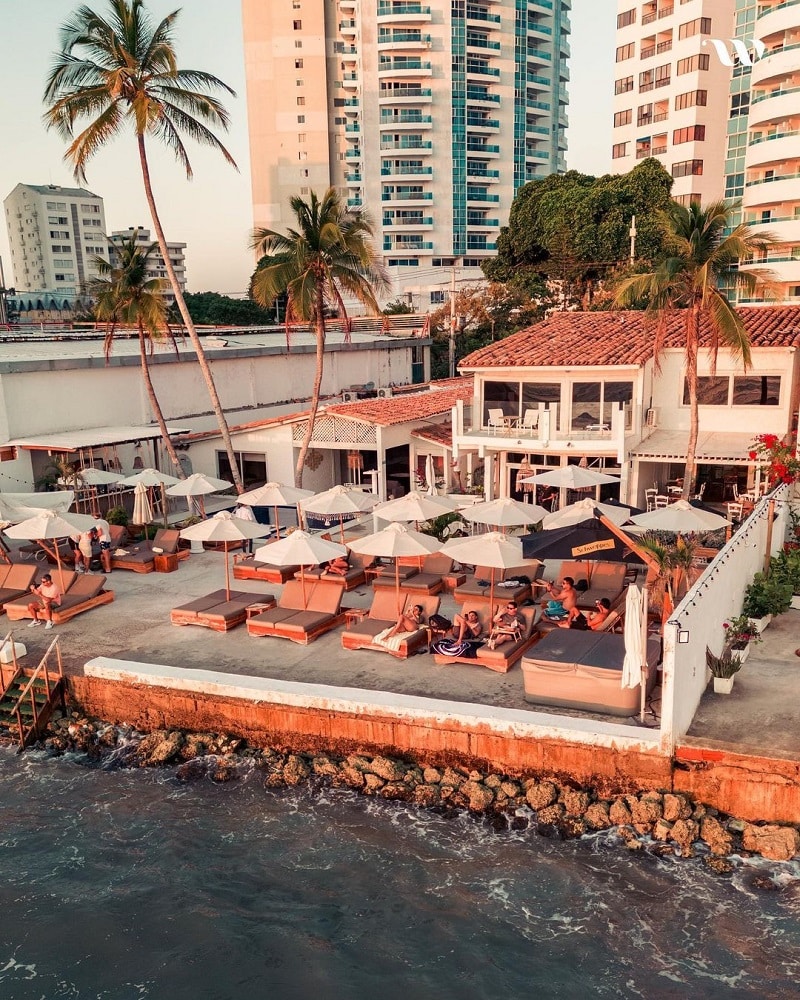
[571,382,601,429]
[732,375,780,406]
[683,376,729,405]
[605,382,634,428]
[483,381,520,422]
[522,383,561,408]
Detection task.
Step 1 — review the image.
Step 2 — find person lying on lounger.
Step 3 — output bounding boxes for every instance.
[326,554,350,576]
[452,609,482,643]
[488,603,524,649]
[386,604,424,638]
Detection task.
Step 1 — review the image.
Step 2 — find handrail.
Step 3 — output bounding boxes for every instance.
[10,636,63,748]
[0,631,18,696]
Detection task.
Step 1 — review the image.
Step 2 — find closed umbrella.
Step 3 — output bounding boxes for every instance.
[461,497,548,533]
[253,529,347,607]
[121,468,182,527]
[373,490,459,527]
[166,472,233,518]
[629,499,730,533]
[4,508,98,588]
[621,584,649,723]
[425,454,436,495]
[542,497,635,530]
[236,481,314,539]
[300,485,379,543]
[132,482,153,526]
[442,531,540,610]
[180,511,273,600]
[348,522,441,614]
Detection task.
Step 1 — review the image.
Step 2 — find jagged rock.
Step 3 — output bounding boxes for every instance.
[742,824,800,862]
[264,771,286,788]
[439,784,456,801]
[363,773,385,793]
[441,767,466,789]
[96,726,118,748]
[700,816,734,857]
[750,873,782,891]
[526,781,557,811]
[282,754,310,786]
[209,757,238,783]
[345,754,371,772]
[312,756,341,778]
[536,803,565,836]
[337,766,365,789]
[462,781,495,813]
[584,802,612,830]
[652,819,673,842]
[484,773,502,789]
[468,769,483,782]
[175,758,208,782]
[609,798,633,826]
[648,843,675,858]
[560,816,588,838]
[662,793,692,822]
[413,784,440,807]
[670,818,699,857]
[381,781,411,801]
[727,818,747,834]
[368,756,406,781]
[704,856,734,875]
[561,789,590,817]
[500,780,520,799]
[403,767,423,787]
[147,731,184,766]
[691,803,708,821]
[423,767,442,784]
[510,815,529,831]
[630,794,662,827]
[619,827,643,851]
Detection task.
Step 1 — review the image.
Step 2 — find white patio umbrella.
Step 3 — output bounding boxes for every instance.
[629,499,730,533]
[542,497,634,530]
[373,490,459,526]
[4,508,98,588]
[461,497,548,533]
[121,468,182,526]
[521,466,621,490]
[180,511,273,600]
[348,522,441,614]
[166,472,233,518]
[0,491,75,526]
[621,583,649,724]
[132,482,153,526]
[299,485,380,543]
[59,467,125,487]
[253,529,347,607]
[441,531,540,609]
[236,481,314,540]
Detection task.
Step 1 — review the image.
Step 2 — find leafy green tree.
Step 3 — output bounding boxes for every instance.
[175,291,277,327]
[43,0,244,491]
[383,299,415,315]
[484,159,674,307]
[613,200,777,497]
[89,231,185,478]
[250,188,389,486]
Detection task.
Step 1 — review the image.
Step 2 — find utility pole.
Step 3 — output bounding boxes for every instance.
[629,215,637,265]
[448,261,457,379]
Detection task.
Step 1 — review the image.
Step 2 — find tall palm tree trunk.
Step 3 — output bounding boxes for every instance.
[137,322,186,480]
[294,286,327,488]
[137,135,244,494]
[682,304,700,499]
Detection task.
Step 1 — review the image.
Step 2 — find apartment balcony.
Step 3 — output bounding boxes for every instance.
[466,140,500,157]
[383,238,434,250]
[347,198,363,209]
[467,36,501,51]
[376,3,432,23]
[345,148,362,161]
[466,8,501,25]
[744,172,800,210]
[745,218,800,244]
[466,190,500,203]
[345,172,363,185]
[377,31,432,50]
[380,139,433,153]
[751,42,800,88]
[757,2,800,39]
[467,165,500,180]
[527,22,553,39]
[380,114,433,129]
[466,63,501,78]
[380,164,434,178]
[526,48,552,66]
[343,99,360,115]
[749,87,800,128]
[381,190,433,203]
[465,239,496,251]
[467,115,499,130]
[379,59,433,78]
[747,131,800,170]
[382,216,434,229]
[525,123,549,137]
[342,72,360,89]
[527,100,552,115]
[466,216,499,228]
[345,123,360,134]
[458,407,626,454]
[739,257,800,286]
[467,88,501,104]
[340,19,357,36]
[379,87,433,104]
[340,47,358,62]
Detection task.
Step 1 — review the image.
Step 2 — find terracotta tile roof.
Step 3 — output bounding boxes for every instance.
[459,306,800,370]
[325,378,473,426]
[411,421,453,448]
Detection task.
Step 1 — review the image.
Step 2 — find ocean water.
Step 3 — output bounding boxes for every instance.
[1,747,799,1000]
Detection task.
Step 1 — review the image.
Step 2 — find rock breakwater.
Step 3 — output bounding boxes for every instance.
[45,714,800,867]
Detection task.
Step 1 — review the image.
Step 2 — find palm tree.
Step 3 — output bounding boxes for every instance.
[89,230,186,480]
[613,200,777,497]
[251,188,389,487]
[43,0,244,492]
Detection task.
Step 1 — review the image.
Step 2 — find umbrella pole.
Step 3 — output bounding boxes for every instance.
[274,504,281,540]
[161,483,168,529]
[640,586,649,724]
[54,541,65,592]
[224,541,230,601]
[489,569,495,617]
[395,560,401,618]
[340,515,345,545]
[301,566,307,609]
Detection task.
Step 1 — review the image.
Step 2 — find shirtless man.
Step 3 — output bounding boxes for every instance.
[541,577,578,615]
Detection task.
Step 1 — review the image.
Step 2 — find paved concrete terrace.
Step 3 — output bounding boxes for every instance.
[12,548,800,749]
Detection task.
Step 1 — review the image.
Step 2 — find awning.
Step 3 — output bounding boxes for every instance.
[632,430,756,464]
[7,424,191,452]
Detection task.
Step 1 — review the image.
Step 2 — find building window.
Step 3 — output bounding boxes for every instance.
[297,115,305,123]
[674,193,702,206]
[298,133,306,142]
[296,79,304,86]
[298,151,308,160]
[615,76,634,95]
[677,54,710,75]
[295,58,304,69]
[675,89,707,110]
[297,96,305,106]
[732,376,781,406]
[612,142,628,159]
[295,40,302,48]
[678,17,712,40]
[617,8,636,28]
[571,382,633,431]
[614,109,632,128]
[673,125,706,144]
[672,158,703,177]
[293,20,302,29]
[730,93,750,118]
[430,290,446,304]
[683,376,728,405]
[616,42,635,62]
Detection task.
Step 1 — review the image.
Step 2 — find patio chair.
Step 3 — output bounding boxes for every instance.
[727,501,744,523]
[644,488,657,512]
[0,564,38,611]
[111,528,188,574]
[511,409,539,435]
[654,495,669,508]
[486,409,511,435]
[691,482,706,502]
[432,602,538,673]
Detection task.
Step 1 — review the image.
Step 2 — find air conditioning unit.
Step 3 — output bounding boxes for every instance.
[645,407,659,428]
[376,387,393,399]
[342,390,358,403]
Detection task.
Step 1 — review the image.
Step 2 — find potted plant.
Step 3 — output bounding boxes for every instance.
[722,614,761,662]
[706,643,744,695]
[742,571,793,630]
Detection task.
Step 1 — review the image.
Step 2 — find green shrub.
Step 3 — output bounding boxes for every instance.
[743,571,793,619]
[105,506,128,527]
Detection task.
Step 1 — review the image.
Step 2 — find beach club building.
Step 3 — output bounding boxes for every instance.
[450,307,800,507]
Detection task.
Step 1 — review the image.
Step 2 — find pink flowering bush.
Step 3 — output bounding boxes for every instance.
[748,433,800,486]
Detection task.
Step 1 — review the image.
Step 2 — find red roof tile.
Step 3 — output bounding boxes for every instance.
[325,378,472,426]
[411,421,453,447]
[459,307,800,369]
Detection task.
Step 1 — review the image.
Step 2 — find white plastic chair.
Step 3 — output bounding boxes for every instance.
[512,409,539,434]
[487,409,510,435]
[654,494,669,508]
[691,482,706,502]
[727,501,744,522]
[644,488,657,512]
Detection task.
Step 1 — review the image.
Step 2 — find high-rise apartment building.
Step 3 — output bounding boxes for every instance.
[242,0,570,307]
[729,0,800,304]
[611,1,735,205]
[110,227,188,305]
[3,183,108,297]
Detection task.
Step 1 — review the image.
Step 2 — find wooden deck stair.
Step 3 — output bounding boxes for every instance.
[0,636,65,750]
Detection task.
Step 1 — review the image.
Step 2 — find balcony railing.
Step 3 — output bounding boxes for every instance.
[467,88,500,103]
[381,190,433,200]
[380,165,433,175]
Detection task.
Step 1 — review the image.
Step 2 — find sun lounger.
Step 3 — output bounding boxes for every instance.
[453,563,539,604]
[372,554,454,596]
[558,561,628,610]
[246,579,345,644]
[233,546,300,584]
[170,588,276,632]
[520,631,660,716]
[317,550,376,591]
[0,564,38,611]
[5,571,114,624]
[432,602,538,673]
[340,590,440,658]
[111,528,188,574]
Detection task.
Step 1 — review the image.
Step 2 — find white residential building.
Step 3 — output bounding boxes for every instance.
[110,227,188,305]
[3,182,108,299]
[611,0,735,205]
[241,0,571,308]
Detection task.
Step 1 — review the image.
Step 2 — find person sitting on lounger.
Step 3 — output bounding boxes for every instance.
[452,609,482,643]
[540,577,577,617]
[386,604,424,638]
[488,603,524,649]
[326,554,350,577]
[587,598,612,630]
[27,573,62,630]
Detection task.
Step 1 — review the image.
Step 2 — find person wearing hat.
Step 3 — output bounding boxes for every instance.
[27,573,62,630]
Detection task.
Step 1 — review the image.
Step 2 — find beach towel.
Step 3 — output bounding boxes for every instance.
[373,627,418,652]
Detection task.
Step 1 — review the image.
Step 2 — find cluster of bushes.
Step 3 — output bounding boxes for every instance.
[742,547,800,618]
